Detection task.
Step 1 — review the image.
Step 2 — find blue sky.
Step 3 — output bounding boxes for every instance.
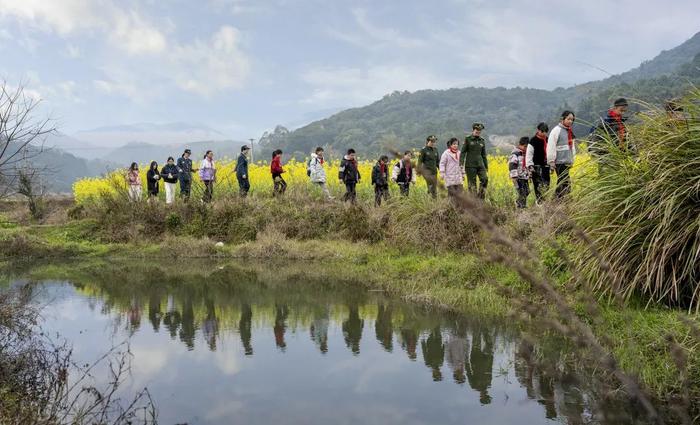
[0,0,699,139]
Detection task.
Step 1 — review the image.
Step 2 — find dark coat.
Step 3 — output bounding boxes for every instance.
[418,145,439,174]
[161,164,179,183]
[177,157,193,180]
[371,162,389,186]
[460,135,488,169]
[236,153,249,180]
[528,135,548,167]
[146,169,160,194]
[590,110,629,157]
[339,156,361,183]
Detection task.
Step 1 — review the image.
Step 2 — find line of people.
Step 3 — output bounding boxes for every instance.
[124,102,631,208]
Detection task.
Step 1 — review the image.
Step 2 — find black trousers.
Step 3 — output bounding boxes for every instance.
[554,163,572,198]
[374,184,389,206]
[515,179,530,208]
[202,180,214,202]
[179,177,191,199]
[344,181,357,204]
[238,177,250,197]
[531,165,550,202]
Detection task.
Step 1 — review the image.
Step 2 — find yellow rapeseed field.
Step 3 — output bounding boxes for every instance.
[73,153,593,207]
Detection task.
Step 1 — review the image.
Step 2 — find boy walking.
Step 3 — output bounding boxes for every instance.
[308,147,332,200]
[392,151,417,196]
[339,148,361,204]
[236,145,251,197]
[372,155,390,206]
[526,123,550,203]
[509,137,531,209]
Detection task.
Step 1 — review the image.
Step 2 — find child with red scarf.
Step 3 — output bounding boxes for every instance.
[547,111,577,198]
[338,148,361,204]
[590,98,629,174]
[509,137,531,209]
[372,155,390,206]
[392,150,417,196]
[270,149,287,196]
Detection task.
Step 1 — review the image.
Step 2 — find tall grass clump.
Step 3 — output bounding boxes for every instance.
[573,91,700,310]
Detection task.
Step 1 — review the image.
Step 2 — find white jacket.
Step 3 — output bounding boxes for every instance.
[308,153,326,183]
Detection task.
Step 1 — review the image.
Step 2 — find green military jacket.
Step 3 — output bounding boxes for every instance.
[418,145,439,173]
[460,135,488,170]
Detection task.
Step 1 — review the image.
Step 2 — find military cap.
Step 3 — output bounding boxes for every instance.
[472,123,485,131]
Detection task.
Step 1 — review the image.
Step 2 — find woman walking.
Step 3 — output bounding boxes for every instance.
[161,157,179,204]
[146,161,161,200]
[199,150,216,203]
[439,138,466,200]
[126,162,142,202]
[547,111,577,198]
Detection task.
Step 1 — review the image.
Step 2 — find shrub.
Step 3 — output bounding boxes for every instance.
[573,92,700,310]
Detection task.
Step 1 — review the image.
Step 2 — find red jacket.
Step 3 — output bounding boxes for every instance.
[271,156,284,175]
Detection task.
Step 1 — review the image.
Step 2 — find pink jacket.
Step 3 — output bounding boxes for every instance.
[126,170,141,186]
[439,149,465,187]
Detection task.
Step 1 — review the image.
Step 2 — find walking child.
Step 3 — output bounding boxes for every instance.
[439,138,466,200]
[271,149,287,196]
[308,147,332,200]
[199,150,216,203]
[372,155,390,206]
[392,151,417,196]
[236,145,251,197]
[547,111,577,198]
[146,161,161,200]
[339,148,360,204]
[526,122,551,203]
[509,137,531,209]
[126,162,142,202]
[161,157,179,204]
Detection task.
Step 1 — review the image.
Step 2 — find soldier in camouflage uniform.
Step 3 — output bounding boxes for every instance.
[460,123,488,199]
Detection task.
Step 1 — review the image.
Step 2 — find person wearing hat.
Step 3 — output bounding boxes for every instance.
[590,98,630,172]
[236,145,251,197]
[460,123,488,199]
[177,148,197,200]
[418,135,440,199]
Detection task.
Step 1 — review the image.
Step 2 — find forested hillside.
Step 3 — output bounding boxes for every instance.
[262,32,700,158]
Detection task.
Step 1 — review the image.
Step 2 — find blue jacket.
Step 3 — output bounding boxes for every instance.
[236,153,249,180]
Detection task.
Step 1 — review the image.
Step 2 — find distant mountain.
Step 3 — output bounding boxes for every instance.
[105,139,247,166]
[25,146,116,193]
[262,31,700,158]
[73,122,228,149]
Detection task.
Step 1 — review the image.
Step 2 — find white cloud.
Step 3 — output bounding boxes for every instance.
[0,0,167,55]
[328,7,427,50]
[301,65,466,106]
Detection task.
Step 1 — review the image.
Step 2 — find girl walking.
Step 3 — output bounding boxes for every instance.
[126,162,142,202]
[161,157,179,204]
[199,150,216,202]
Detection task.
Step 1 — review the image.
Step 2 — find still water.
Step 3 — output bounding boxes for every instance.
[23,263,643,425]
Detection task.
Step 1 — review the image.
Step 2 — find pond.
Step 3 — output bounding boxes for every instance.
[18,262,646,425]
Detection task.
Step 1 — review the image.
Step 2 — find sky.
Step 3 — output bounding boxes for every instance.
[0,0,699,139]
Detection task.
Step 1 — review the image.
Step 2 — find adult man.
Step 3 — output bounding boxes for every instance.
[460,123,488,199]
[526,122,551,203]
[418,135,439,198]
[176,149,196,200]
[590,98,629,172]
[236,145,251,197]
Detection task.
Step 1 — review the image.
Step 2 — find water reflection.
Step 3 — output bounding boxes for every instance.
[26,270,648,425]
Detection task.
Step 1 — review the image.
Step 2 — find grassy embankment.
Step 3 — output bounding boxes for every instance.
[0,193,696,410]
